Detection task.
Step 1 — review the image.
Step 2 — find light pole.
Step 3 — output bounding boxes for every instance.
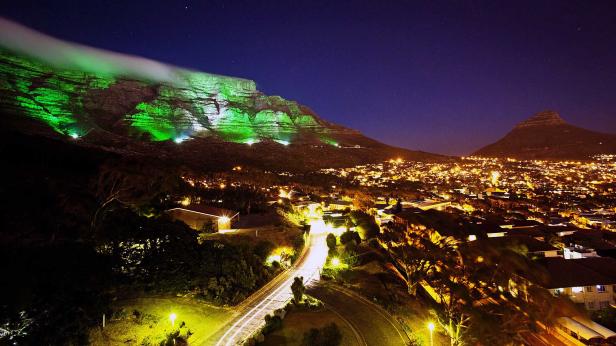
[170,313,177,328]
[428,321,435,346]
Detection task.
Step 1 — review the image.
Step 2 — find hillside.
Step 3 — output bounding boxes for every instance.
[473,110,616,160]
[0,19,441,171]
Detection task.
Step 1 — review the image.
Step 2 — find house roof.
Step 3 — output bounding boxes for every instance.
[169,205,238,218]
[472,235,558,253]
[330,200,352,206]
[395,209,514,239]
[539,257,616,288]
[575,257,616,280]
[509,235,559,252]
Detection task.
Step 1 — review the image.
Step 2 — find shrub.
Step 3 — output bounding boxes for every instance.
[340,231,361,245]
[301,323,342,346]
[262,314,283,334]
[326,233,337,252]
[291,276,306,304]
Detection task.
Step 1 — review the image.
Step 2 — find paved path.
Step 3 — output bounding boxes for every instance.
[308,283,410,346]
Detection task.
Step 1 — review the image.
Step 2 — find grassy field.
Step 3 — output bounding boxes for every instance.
[89,297,232,345]
[261,307,359,346]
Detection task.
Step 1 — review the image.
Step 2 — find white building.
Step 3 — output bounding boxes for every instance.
[541,257,616,311]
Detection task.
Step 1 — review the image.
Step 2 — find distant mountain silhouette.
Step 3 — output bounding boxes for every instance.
[474,110,616,159]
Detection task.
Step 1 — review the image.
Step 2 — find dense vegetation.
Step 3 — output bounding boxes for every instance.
[379,219,579,345]
[0,131,276,344]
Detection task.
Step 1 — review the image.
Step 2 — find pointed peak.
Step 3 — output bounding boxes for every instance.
[515,110,566,129]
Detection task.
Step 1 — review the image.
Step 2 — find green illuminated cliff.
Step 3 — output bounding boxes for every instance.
[0,19,442,170]
[0,48,352,146]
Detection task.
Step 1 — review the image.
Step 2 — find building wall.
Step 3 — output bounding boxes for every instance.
[167,209,219,231]
[553,285,615,310]
[217,218,231,231]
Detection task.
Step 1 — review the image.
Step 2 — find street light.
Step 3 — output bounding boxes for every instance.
[170,313,177,327]
[428,321,435,346]
[331,257,340,267]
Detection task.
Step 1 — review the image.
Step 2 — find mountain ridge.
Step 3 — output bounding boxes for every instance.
[0,18,443,171]
[474,110,616,160]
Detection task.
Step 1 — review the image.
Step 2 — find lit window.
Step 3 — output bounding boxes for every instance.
[572,287,583,293]
[468,234,477,241]
[597,285,606,293]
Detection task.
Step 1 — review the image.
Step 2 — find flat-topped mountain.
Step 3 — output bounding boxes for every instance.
[474,110,616,160]
[0,18,441,171]
[514,110,566,128]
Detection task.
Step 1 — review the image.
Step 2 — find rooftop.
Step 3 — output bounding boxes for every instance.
[538,257,616,288]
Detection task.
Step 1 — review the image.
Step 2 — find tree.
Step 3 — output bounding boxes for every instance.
[254,240,275,262]
[428,239,580,345]
[352,191,373,210]
[90,161,180,233]
[326,233,337,253]
[394,198,402,213]
[200,219,217,233]
[340,230,361,246]
[379,222,455,295]
[381,219,579,345]
[348,210,380,239]
[291,276,305,304]
[262,314,283,334]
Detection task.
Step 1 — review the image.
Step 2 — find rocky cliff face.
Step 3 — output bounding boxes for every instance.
[0,49,358,146]
[513,110,566,129]
[0,23,442,170]
[474,110,616,160]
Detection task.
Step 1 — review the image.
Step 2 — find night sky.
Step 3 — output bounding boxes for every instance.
[2,0,616,155]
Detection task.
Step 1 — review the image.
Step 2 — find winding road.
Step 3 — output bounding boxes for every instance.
[205,220,329,345]
[308,283,410,346]
[203,218,407,345]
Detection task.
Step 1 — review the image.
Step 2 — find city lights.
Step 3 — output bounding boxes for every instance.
[5,4,616,346]
[279,189,291,199]
[490,170,500,186]
[173,135,188,144]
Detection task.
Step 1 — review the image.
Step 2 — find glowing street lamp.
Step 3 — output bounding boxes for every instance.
[279,189,290,199]
[331,257,340,267]
[170,313,177,327]
[428,321,435,346]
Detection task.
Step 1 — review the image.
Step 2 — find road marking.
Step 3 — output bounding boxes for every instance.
[320,301,368,346]
[324,284,410,344]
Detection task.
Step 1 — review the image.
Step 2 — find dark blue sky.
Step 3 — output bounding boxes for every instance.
[2,0,616,155]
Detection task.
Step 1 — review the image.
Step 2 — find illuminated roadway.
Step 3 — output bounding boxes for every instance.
[207,219,329,346]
